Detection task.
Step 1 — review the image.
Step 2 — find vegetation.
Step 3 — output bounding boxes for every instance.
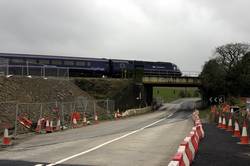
[153,87,200,102]
[200,43,250,99]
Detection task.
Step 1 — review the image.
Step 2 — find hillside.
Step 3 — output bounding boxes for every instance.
[0,76,91,134]
[74,78,141,110]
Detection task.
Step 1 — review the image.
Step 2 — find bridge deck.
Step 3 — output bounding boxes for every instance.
[142,76,201,87]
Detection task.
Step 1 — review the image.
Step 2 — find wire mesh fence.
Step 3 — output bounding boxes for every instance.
[0,65,69,79]
[0,98,115,137]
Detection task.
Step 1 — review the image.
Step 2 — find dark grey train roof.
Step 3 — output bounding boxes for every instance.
[0,52,175,65]
[0,53,109,62]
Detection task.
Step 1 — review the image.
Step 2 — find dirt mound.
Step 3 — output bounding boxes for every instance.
[0,76,91,134]
[74,78,132,99]
[0,76,89,103]
[74,78,141,110]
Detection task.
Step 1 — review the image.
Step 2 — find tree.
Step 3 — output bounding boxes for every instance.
[199,59,227,98]
[236,52,250,96]
[200,43,250,100]
[215,43,250,72]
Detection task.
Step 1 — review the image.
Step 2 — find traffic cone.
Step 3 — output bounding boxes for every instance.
[45,119,52,133]
[226,114,233,132]
[94,112,98,124]
[72,117,77,128]
[233,120,241,137]
[217,115,222,128]
[50,120,53,132]
[239,120,249,144]
[114,112,118,120]
[55,119,61,131]
[35,119,42,133]
[2,128,11,146]
[83,112,87,126]
[221,115,227,129]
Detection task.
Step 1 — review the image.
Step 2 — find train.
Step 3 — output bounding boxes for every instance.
[0,53,182,78]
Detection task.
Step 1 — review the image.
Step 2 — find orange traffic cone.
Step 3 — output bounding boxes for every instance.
[217,115,222,128]
[94,112,98,124]
[72,117,77,128]
[239,120,249,144]
[221,115,227,129]
[114,112,118,120]
[55,119,61,131]
[45,119,52,133]
[2,128,11,146]
[83,112,87,126]
[226,114,233,132]
[50,120,53,132]
[35,119,42,133]
[233,120,241,137]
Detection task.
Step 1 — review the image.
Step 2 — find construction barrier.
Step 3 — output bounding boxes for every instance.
[213,104,250,145]
[167,109,205,165]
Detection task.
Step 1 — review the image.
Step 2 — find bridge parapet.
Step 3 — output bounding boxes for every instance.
[142,76,201,87]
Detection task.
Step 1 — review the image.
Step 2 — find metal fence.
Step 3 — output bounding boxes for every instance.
[0,65,69,79]
[0,98,115,137]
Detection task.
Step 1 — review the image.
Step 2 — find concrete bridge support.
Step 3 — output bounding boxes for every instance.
[143,85,153,106]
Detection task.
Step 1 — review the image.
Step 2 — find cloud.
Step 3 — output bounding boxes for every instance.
[0,0,249,71]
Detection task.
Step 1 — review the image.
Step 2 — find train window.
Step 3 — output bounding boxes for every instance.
[76,61,85,66]
[51,60,62,65]
[87,62,91,67]
[38,59,50,65]
[64,60,74,66]
[11,58,25,64]
[28,59,38,64]
[120,63,126,68]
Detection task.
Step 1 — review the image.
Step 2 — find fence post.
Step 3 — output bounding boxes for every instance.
[106,99,108,114]
[40,103,43,118]
[67,67,69,80]
[94,100,96,117]
[6,63,9,76]
[61,103,64,129]
[14,103,18,138]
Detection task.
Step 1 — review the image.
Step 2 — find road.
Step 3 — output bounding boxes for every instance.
[0,98,199,166]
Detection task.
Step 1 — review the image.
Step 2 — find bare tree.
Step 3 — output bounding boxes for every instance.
[215,43,250,72]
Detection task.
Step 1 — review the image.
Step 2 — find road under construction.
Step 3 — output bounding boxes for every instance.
[0,98,199,166]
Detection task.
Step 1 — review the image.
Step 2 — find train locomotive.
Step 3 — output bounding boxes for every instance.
[0,53,182,78]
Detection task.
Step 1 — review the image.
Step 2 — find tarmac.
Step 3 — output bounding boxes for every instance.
[192,123,250,166]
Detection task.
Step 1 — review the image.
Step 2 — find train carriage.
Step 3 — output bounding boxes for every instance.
[0,53,182,78]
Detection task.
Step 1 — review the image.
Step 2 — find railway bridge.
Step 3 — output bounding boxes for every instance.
[141,75,201,105]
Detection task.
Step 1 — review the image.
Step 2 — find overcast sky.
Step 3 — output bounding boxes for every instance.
[0,0,249,71]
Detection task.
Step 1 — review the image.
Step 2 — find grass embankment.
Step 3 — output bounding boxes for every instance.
[198,107,210,119]
[153,87,200,103]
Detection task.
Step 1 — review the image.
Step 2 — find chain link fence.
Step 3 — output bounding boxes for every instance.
[0,98,115,137]
[0,65,69,79]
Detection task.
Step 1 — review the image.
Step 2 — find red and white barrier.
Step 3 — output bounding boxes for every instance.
[180,141,193,163]
[184,137,195,160]
[168,160,180,166]
[168,110,205,166]
[177,146,190,166]
[172,152,185,166]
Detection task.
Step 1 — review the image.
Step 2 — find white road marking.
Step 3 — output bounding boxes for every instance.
[34,164,44,166]
[37,113,174,166]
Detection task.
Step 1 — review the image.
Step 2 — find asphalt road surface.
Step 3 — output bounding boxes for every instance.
[0,98,199,166]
